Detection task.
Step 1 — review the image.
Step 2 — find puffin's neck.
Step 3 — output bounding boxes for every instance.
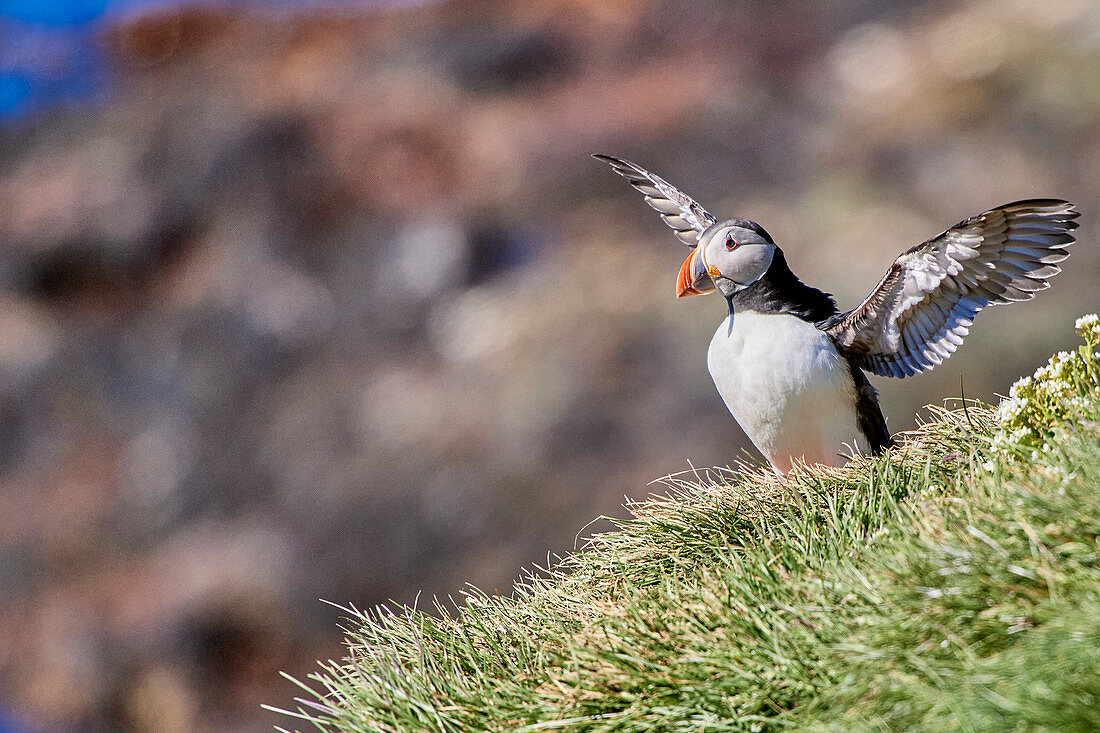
[727,247,838,322]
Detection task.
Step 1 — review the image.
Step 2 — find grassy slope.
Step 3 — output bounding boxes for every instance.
[273,323,1100,733]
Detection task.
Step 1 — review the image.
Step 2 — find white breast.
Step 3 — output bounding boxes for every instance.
[707,310,868,474]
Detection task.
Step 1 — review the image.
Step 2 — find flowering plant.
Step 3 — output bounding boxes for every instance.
[990,314,1100,460]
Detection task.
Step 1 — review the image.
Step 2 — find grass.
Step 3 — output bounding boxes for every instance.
[270,317,1100,732]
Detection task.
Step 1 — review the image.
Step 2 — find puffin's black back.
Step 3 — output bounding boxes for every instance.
[846,363,895,454]
[728,247,837,322]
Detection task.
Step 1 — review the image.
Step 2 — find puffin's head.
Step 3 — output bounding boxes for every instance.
[676,219,776,299]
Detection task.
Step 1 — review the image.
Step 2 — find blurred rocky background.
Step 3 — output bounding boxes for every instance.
[0,0,1098,730]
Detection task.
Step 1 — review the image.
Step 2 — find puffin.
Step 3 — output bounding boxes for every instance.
[595,154,1078,475]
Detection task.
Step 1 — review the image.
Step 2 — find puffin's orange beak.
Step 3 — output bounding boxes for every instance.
[676,249,717,298]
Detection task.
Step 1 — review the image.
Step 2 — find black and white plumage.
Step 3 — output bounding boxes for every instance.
[593,154,717,245]
[596,154,1078,474]
[822,201,1077,378]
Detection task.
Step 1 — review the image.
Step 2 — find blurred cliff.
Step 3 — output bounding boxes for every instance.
[0,0,1098,730]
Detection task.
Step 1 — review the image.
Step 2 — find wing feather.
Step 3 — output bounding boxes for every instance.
[826,199,1078,378]
[593,154,717,246]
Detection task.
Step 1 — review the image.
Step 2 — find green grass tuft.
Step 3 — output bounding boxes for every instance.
[270,319,1100,732]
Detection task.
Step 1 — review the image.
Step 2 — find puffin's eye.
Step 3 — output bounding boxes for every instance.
[725,234,739,251]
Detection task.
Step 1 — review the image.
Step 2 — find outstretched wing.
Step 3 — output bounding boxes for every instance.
[825,199,1078,378]
[594,154,717,246]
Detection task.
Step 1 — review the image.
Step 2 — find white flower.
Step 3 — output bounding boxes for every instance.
[995,396,1027,421]
[1075,313,1099,330]
[1009,427,1032,442]
[1009,376,1033,398]
[1044,350,1075,379]
[1045,379,1071,397]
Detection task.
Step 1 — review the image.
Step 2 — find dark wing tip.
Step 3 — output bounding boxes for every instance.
[593,153,631,168]
[1002,197,1077,210]
[1002,198,1080,224]
[593,154,647,178]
